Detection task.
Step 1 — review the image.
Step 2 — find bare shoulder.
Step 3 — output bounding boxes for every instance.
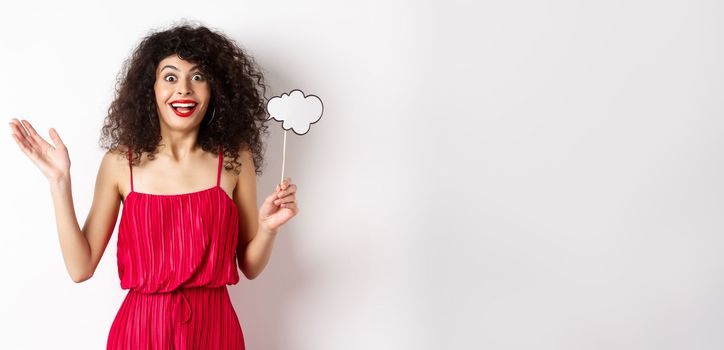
[103,144,130,168]
[100,145,130,199]
[233,145,256,185]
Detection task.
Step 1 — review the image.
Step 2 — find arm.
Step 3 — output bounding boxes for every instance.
[234,148,278,280]
[234,148,299,280]
[52,151,121,283]
[10,119,120,283]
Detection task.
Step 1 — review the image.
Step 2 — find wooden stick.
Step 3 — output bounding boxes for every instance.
[280,129,287,186]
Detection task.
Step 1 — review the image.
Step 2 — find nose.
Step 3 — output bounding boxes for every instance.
[176,80,192,95]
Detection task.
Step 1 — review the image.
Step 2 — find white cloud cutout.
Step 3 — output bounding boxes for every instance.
[266,89,323,135]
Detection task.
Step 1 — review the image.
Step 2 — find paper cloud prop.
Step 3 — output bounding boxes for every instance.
[265,89,324,185]
[266,89,323,135]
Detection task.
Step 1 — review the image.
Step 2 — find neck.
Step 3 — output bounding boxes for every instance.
[158,126,201,162]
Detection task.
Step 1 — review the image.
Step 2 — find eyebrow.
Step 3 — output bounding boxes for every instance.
[159,64,200,73]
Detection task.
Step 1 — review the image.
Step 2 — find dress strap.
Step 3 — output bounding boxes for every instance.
[128,147,134,192]
[216,144,223,187]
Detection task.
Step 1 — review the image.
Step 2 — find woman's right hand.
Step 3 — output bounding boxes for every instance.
[9,118,71,182]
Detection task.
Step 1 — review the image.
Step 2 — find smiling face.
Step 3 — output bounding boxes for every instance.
[153,54,211,129]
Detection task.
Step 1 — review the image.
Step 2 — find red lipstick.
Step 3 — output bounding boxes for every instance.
[168,99,198,118]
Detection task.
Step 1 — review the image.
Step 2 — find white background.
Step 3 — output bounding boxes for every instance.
[1,0,723,349]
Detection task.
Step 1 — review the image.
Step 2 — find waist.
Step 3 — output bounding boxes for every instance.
[118,265,241,292]
[124,286,232,326]
[128,285,228,294]
[123,281,236,294]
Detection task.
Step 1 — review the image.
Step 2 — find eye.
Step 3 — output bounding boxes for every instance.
[164,75,176,82]
[192,74,205,81]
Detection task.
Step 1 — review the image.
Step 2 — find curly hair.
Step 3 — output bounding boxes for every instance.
[99,21,269,176]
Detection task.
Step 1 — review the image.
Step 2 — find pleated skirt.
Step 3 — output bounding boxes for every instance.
[107,286,245,350]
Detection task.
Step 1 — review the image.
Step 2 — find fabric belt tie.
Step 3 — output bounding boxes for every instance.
[171,290,192,324]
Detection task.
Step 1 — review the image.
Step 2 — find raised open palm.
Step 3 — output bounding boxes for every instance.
[9,118,70,182]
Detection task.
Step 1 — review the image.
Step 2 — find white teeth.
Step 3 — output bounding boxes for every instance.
[171,103,196,108]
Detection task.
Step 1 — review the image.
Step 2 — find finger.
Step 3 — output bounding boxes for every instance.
[280,201,298,213]
[264,191,278,205]
[11,118,29,137]
[277,184,297,198]
[8,120,22,137]
[22,120,52,149]
[274,196,295,205]
[8,119,19,132]
[10,125,32,149]
[15,120,42,151]
[17,119,37,145]
[281,177,291,189]
[11,132,41,163]
[48,128,65,150]
[11,133,32,154]
[9,119,34,146]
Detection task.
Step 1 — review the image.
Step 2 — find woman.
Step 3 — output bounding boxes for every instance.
[8,22,298,349]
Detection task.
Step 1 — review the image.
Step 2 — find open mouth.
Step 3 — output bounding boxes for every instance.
[169,100,198,117]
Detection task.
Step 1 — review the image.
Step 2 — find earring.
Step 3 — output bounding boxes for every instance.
[206,107,216,125]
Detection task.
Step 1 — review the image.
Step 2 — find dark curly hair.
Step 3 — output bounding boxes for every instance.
[99,21,269,176]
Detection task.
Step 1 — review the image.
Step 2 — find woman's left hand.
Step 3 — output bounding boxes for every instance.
[259,177,299,234]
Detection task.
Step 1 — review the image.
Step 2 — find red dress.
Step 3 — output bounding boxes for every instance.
[107,145,245,349]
